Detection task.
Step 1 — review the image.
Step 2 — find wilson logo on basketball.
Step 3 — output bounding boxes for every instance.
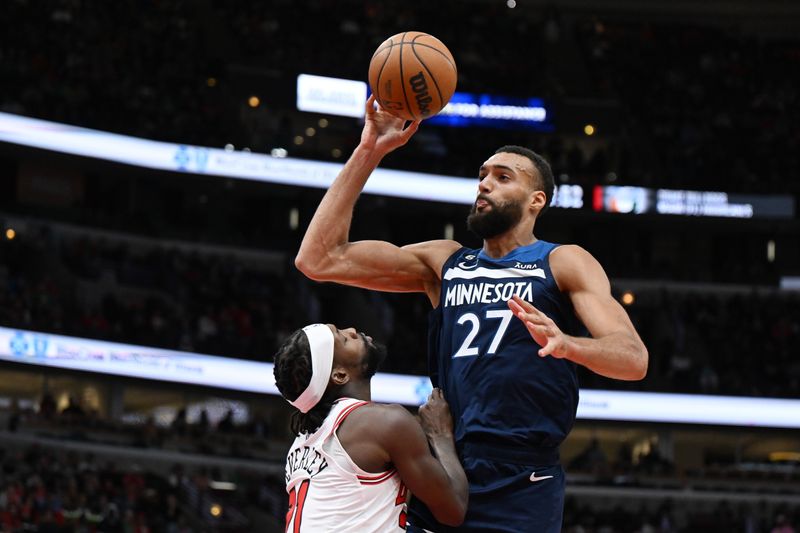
[409,72,433,116]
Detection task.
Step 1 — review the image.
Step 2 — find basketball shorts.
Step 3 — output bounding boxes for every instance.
[407,443,565,533]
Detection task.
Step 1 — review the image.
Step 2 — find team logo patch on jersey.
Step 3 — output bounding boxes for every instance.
[457,254,479,270]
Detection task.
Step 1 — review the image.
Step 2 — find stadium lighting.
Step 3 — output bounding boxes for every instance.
[248,96,260,108]
[5,228,15,240]
[305,127,316,137]
[621,291,635,305]
[584,124,596,136]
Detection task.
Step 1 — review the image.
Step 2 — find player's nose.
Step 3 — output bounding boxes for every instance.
[343,327,358,339]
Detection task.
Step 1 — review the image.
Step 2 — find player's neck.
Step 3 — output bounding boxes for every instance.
[482,228,537,259]
[339,381,372,403]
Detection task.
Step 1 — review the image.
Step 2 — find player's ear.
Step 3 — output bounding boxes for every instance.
[330,366,350,386]
[529,190,547,213]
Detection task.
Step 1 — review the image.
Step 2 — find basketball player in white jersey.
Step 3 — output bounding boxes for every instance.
[273,323,469,532]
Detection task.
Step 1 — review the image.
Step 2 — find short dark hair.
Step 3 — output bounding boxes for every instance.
[273,328,336,435]
[495,145,554,214]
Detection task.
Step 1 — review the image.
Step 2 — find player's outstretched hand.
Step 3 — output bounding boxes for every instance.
[360,94,421,156]
[508,295,569,358]
[418,388,454,439]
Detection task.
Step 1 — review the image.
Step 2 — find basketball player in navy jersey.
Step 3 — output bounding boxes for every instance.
[295,96,648,532]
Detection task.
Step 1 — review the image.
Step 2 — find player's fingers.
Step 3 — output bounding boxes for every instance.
[538,341,554,357]
[511,295,545,317]
[401,120,421,140]
[509,299,539,322]
[507,298,525,316]
[365,94,377,115]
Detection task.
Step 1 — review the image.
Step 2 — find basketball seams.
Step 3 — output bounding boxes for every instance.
[371,40,393,59]
[397,31,417,121]
[375,42,456,71]
[406,41,456,72]
[411,36,444,111]
[373,39,394,103]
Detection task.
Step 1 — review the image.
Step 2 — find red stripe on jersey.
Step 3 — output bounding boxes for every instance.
[358,469,398,485]
[330,400,369,436]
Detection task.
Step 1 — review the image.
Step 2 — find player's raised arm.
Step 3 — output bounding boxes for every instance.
[508,245,648,381]
[378,391,468,526]
[295,96,460,300]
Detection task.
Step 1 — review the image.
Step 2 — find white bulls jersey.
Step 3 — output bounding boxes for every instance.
[284,398,408,532]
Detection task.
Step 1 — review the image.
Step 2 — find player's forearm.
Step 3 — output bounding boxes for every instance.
[295,145,384,276]
[428,435,469,522]
[564,331,648,381]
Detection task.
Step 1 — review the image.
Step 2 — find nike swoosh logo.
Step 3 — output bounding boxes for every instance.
[529,473,554,483]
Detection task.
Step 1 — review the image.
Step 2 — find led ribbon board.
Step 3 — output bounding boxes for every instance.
[427,91,554,131]
[0,112,789,217]
[2,327,799,428]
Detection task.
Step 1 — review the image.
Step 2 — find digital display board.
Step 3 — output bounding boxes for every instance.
[0,111,791,219]
[427,92,553,131]
[2,327,800,428]
[593,186,794,219]
[296,74,368,118]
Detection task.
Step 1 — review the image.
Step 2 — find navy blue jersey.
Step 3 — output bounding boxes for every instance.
[428,240,584,451]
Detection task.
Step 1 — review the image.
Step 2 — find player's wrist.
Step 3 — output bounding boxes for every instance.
[354,142,388,164]
[427,432,456,448]
[559,334,581,361]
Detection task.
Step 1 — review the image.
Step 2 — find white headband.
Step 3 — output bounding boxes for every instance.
[290,324,335,413]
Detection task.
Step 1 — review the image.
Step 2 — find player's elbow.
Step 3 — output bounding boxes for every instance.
[431,489,468,527]
[631,345,648,381]
[294,250,328,281]
[433,499,467,527]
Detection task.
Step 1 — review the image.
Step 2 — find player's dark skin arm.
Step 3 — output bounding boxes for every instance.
[338,389,468,526]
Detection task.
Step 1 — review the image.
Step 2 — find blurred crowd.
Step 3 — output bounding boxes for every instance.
[2,221,799,398]
[581,289,800,399]
[579,20,800,195]
[563,497,800,533]
[0,225,308,361]
[3,1,797,193]
[0,446,187,532]
[3,403,797,533]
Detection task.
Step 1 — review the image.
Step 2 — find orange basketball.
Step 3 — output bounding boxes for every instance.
[368,31,457,121]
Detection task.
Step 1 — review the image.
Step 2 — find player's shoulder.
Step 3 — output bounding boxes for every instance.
[549,244,609,291]
[349,403,417,434]
[401,240,463,271]
[550,244,594,263]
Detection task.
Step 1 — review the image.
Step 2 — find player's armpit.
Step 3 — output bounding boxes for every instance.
[550,245,648,380]
[376,405,468,526]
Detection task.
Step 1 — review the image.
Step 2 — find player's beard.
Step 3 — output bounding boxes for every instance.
[467,196,525,239]
[361,336,388,379]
